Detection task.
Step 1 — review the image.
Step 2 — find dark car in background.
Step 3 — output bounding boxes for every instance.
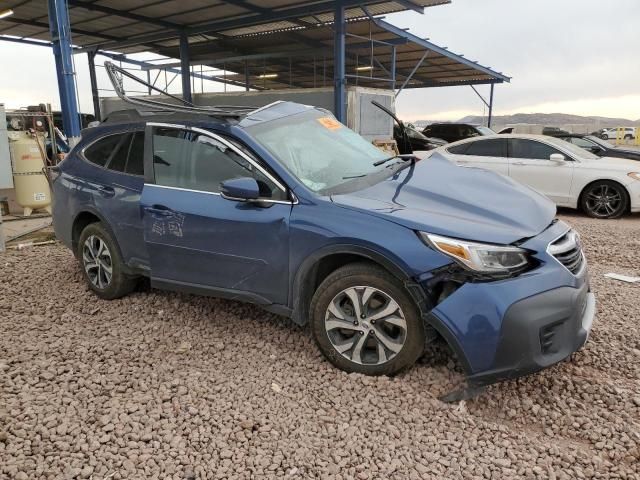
[553,133,640,161]
[422,123,495,143]
[542,126,571,136]
[394,125,446,152]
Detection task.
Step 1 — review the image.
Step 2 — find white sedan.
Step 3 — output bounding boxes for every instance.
[431,134,640,219]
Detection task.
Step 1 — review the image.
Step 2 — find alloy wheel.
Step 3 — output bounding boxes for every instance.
[82,235,113,289]
[324,286,407,365]
[585,184,623,218]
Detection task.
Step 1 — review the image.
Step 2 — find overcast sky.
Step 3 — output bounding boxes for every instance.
[0,0,639,122]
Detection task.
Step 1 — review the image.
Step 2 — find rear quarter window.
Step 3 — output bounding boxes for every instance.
[83,133,124,167]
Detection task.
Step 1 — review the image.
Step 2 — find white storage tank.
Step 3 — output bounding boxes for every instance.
[8,131,51,216]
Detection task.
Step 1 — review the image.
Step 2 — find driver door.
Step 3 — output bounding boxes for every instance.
[507,138,575,205]
[140,125,293,305]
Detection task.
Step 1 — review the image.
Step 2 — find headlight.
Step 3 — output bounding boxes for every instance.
[627,172,640,181]
[419,232,531,274]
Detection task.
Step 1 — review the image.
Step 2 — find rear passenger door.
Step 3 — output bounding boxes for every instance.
[82,130,147,269]
[447,138,509,175]
[507,138,574,205]
[140,125,292,305]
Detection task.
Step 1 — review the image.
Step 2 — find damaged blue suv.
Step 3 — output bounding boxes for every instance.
[52,100,595,387]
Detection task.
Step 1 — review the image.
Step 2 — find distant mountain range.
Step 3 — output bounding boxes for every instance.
[413,113,640,128]
[458,113,640,127]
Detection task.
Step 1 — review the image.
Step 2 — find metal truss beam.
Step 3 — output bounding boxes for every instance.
[67,0,183,30]
[80,0,411,52]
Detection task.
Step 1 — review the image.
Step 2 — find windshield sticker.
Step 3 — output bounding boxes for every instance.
[317,117,342,131]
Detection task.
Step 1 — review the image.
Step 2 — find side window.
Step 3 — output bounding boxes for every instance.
[84,134,126,167]
[447,143,471,155]
[423,126,434,136]
[105,134,133,172]
[125,132,145,176]
[509,139,563,160]
[152,128,286,200]
[570,137,596,149]
[454,139,506,157]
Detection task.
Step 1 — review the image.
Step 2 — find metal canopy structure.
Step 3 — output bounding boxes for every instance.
[132,17,509,91]
[0,0,510,140]
[0,0,451,53]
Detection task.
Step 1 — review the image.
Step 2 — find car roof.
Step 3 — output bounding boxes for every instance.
[443,133,573,146]
[95,101,315,130]
[102,109,235,127]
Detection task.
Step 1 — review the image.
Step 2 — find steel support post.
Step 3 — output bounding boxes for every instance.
[87,51,101,120]
[333,3,346,123]
[390,46,397,90]
[47,0,81,142]
[245,61,250,91]
[179,32,192,104]
[488,82,495,128]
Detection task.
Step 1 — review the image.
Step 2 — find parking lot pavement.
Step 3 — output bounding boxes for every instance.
[1,214,639,480]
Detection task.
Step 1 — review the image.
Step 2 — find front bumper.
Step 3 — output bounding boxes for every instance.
[422,220,596,386]
[627,180,640,213]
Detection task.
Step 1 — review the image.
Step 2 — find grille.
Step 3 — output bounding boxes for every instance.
[548,230,584,275]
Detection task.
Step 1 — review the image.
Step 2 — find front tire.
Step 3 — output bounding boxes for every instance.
[580,181,628,219]
[309,263,425,376]
[77,223,136,299]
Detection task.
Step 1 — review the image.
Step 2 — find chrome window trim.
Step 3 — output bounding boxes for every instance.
[80,129,144,178]
[144,183,296,205]
[147,122,187,129]
[148,122,294,203]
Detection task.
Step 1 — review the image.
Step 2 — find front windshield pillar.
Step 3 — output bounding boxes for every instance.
[333,4,346,123]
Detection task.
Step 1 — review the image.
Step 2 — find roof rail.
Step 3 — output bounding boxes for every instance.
[104,61,256,118]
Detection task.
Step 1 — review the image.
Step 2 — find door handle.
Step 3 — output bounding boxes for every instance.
[97,185,115,197]
[146,204,174,216]
[512,161,524,166]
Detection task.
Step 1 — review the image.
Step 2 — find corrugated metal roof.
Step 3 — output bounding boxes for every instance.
[0,1,508,89]
[148,17,509,90]
[0,0,450,53]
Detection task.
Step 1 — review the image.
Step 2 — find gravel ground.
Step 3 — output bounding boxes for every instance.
[1,213,639,480]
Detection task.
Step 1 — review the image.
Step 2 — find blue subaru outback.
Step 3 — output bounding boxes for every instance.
[51,100,595,386]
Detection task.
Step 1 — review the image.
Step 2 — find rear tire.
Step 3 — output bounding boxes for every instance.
[309,263,425,376]
[580,180,628,219]
[77,223,137,299]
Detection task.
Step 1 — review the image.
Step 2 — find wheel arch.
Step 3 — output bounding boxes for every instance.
[577,178,631,214]
[71,208,127,262]
[290,245,475,377]
[289,245,413,326]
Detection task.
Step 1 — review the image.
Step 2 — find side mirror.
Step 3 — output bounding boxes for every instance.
[549,153,566,163]
[221,177,260,201]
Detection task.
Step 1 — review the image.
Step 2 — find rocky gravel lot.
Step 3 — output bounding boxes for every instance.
[1,213,639,479]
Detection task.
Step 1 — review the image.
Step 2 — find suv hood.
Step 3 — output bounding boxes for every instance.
[331,154,556,245]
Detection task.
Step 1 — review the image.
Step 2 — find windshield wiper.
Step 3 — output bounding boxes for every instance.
[373,154,416,167]
[342,174,367,179]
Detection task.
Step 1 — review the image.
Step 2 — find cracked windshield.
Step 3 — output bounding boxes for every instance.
[247,109,390,193]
